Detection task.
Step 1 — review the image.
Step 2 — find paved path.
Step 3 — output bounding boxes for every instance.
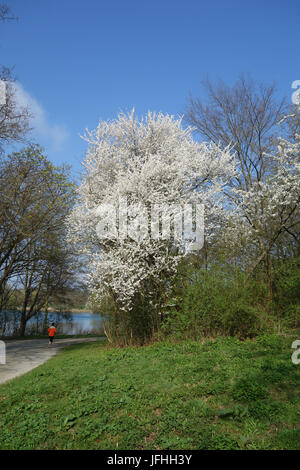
[0,337,105,386]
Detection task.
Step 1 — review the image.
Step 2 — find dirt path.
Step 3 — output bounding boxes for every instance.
[0,337,105,385]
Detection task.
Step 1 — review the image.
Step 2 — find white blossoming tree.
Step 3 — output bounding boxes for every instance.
[68,111,236,343]
[220,113,300,283]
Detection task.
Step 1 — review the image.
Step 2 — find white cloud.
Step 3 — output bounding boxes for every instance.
[13,82,70,151]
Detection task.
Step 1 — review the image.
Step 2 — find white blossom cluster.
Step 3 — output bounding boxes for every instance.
[68,111,236,311]
[221,131,300,264]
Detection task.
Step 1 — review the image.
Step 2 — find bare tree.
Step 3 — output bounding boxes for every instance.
[184,76,299,285]
[185,76,287,190]
[0,68,32,151]
[0,5,31,151]
[0,4,17,22]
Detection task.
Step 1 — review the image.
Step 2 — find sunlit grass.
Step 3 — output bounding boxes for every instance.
[0,333,299,449]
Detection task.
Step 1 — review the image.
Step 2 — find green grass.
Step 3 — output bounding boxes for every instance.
[0,333,299,449]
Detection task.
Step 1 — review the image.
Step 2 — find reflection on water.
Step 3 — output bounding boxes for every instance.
[57,312,103,335]
[0,310,103,336]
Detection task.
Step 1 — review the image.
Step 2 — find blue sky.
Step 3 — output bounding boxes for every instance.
[1,0,299,179]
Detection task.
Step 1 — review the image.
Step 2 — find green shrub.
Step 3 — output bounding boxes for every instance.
[224,305,261,338]
[280,305,300,329]
[161,266,266,340]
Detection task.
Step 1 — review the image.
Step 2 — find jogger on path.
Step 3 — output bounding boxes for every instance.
[48,323,57,346]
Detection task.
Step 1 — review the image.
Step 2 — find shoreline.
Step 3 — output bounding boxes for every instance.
[1,308,96,314]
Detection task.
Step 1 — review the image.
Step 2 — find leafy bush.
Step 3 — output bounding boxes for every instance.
[224,305,260,338]
[279,304,300,329]
[272,257,300,328]
[161,266,266,340]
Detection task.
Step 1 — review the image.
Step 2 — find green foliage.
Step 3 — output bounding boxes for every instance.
[224,305,259,338]
[91,286,163,346]
[161,257,300,340]
[0,144,78,335]
[281,305,300,329]
[273,258,300,305]
[272,257,300,328]
[161,266,267,340]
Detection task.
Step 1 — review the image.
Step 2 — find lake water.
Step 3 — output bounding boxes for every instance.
[46,312,104,335]
[0,311,104,336]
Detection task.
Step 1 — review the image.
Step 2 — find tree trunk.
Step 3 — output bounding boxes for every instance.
[43,296,49,335]
[19,312,27,336]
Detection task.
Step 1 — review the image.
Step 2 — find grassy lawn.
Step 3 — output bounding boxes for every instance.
[0,333,299,450]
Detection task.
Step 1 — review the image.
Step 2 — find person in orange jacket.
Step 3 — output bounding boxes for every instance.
[48,323,57,346]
